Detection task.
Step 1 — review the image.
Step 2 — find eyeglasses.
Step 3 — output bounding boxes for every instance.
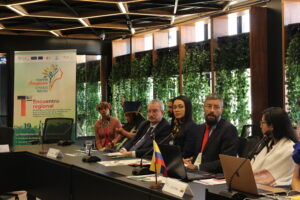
[204,104,221,110]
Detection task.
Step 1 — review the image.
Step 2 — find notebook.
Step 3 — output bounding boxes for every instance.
[158,144,215,181]
[219,154,286,195]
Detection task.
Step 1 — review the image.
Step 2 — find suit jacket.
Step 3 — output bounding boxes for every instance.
[124,118,171,158]
[173,120,200,158]
[194,118,238,173]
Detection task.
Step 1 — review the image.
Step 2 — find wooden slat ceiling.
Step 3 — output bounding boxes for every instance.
[0,0,258,40]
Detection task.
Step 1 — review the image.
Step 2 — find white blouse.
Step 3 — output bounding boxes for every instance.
[251,138,295,186]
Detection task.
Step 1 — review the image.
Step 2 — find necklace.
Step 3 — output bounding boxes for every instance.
[101,118,110,128]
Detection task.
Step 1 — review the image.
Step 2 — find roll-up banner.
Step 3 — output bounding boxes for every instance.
[13,50,76,145]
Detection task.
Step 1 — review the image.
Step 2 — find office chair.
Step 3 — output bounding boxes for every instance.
[0,126,14,147]
[42,118,73,144]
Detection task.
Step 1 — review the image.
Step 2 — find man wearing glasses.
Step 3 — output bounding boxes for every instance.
[185,93,239,173]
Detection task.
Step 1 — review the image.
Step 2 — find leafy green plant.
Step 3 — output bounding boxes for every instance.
[214,33,250,133]
[286,36,300,125]
[153,47,179,118]
[183,41,211,123]
[76,61,101,136]
[130,51,152,117]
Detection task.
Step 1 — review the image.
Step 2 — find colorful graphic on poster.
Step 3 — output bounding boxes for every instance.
[13,50,76,145]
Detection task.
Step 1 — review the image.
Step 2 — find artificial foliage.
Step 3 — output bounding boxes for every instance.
[130,51,152,118]
[76,61,101,136]
[286,36,300,125]
[214,33,250,132]
[183,40,211,123]
[153,46,179,118]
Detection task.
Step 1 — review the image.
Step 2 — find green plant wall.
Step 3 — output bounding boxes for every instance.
[183,41,211,123]
[76,61,101,136]
[110,54,131,122]
[286,36,300,125]
[130,51,152,118]
[214,33,251,132]
[153,47,179,119]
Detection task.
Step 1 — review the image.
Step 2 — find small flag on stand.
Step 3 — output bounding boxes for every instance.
[150,141,168,176]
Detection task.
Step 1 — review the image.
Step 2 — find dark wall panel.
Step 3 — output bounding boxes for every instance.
[0,35,111,55]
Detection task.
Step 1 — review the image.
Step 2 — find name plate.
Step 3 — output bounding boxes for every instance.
[47,148,63,159]
[0,144,10,153]
[162,178,193,198]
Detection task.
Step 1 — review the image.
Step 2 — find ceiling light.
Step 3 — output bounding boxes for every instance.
[50,31,60,37]
[0,24,4,30]
[118,2,127,14]
[78,18,89,27]
[131,28,135,35]
[170,16,175,24]
[7,5,26,16]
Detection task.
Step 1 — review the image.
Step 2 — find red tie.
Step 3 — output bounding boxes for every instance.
[201,124,211,152]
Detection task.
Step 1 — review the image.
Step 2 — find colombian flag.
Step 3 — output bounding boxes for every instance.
[150,141,168,176]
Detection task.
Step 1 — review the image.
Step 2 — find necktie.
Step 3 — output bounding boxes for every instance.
[129,127,153,151]
[201,124,211,152]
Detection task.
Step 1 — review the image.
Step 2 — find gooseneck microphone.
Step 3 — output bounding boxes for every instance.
[227,130,272,192]
[132,131,173,175]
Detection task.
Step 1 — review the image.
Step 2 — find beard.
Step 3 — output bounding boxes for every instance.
[168,111,173,118]
[205,113,218,126]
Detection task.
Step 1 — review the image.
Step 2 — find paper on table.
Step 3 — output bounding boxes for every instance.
[105,152,124,157]
[127,174,167,183]
[98,159,150,167]
[0,144,10,153]
[194,178,226,185]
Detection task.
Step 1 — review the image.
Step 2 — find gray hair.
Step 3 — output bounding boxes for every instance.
[205,93,224,108]
[149,99,165,111]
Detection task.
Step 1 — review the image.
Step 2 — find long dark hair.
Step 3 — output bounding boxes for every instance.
[172,95,193,123]
[263,107,298,143]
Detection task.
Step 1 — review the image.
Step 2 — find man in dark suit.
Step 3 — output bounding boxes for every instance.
[185,93,238,173]
[120,99,171,158]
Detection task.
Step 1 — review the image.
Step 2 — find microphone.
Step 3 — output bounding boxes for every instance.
[132,131,173,175]
[82,144,101,163]
[227,130,272,192]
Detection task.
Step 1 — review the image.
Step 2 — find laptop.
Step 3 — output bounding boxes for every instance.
[158,144,215,181]
[219,154,286,195]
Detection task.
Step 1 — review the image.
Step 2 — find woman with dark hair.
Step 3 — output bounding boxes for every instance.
[251,107,298,186]
[170,95,200,158]
[94,102,122,151]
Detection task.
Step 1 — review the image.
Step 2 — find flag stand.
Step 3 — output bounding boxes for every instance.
[149,163,163,189]
[149,134,163,189]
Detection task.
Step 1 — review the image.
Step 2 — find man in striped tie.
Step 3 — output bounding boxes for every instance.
[120,99,171,158]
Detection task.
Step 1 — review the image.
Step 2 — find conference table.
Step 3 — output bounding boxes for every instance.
[0,144,228,200]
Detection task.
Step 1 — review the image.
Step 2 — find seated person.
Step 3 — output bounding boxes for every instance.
[94,102,122,151]
[120,99,171,158]
[251,107,298,186]
[170,95,200,158]
[115,101,146,150]
[184,93,239,173]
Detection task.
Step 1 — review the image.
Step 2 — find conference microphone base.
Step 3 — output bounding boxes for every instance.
[219,190,247,200]
[132,166,154,176]
[149,182,163,189]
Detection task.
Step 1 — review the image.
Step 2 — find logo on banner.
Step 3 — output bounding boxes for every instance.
[28,64,63,92]
[42,64,63,89]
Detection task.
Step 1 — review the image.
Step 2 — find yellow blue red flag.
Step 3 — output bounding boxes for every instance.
[150,141,168,176]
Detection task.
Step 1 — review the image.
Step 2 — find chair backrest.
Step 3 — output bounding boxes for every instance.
[237,135,261,158]
[42,118,73,143]
[0,126,14,146]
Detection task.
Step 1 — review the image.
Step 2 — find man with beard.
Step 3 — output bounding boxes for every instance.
[184,93,238,173]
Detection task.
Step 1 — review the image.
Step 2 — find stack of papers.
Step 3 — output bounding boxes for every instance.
[127,174,166,183]
[98,159,150,167]
[194,178,226,185]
